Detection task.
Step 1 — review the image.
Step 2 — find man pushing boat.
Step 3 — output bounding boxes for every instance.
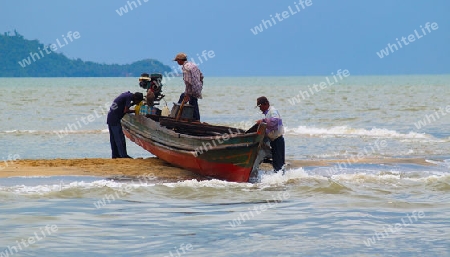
[255,96,286,173]
[107,91,143,158]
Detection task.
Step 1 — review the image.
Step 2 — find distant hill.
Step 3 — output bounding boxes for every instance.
[0,31,172,77]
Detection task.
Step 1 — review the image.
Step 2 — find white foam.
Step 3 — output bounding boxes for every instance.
[165,179,251,188]
[160,167,311,188]
[425,159,450,169]
[1,166,449,195]
[3,129,37,134]
[330,172,450,183]
[286,125,430,139]
[0,129,108,135]
[53,129,108,135]
[0,179,156,195]
[258,167,309,185]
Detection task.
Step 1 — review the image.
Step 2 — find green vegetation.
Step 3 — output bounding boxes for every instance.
[0,31,172,77]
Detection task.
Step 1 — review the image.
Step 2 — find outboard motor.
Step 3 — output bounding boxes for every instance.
[139,73,165,106]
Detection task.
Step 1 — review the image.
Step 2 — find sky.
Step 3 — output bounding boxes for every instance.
[1,0,449,76]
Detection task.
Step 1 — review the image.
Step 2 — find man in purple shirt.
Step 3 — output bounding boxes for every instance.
[256,96,285,172]
[106,91,143,158]
[173,52,203,121]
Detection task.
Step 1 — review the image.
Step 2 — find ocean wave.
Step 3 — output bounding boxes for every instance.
[165,179,250,188]
[0,178,154,195]
[0,126,442,141]
[0,129,109,135]
[286,125,432,139]
[1,167,449,196]
[425,159,450,170]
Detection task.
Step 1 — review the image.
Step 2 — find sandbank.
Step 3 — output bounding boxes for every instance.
[0,157,434,179]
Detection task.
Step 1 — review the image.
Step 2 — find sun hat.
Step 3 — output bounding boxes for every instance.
[139,73,150,81]
[173,52,187,61]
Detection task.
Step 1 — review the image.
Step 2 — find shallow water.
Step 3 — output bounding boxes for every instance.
[1,169,449,256]
[0,76,449,256]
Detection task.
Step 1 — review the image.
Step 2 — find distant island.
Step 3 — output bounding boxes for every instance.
[0,31,172,77]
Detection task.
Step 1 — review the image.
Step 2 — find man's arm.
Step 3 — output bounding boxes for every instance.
[124,96,133,114]
[124,106,132,114]
[264,117,281,131]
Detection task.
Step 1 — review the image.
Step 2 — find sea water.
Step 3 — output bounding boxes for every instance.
[0,76,449,256]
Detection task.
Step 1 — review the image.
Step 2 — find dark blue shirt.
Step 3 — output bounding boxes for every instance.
[107,91,133,125]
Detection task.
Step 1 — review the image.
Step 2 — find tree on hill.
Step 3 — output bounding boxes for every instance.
[0,31,172,77]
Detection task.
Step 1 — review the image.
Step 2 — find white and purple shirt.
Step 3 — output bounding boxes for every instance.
[263,106,284,141]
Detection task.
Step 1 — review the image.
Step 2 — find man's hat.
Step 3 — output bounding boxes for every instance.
[173,52,187,61]
[139,73,150,81]
[139,77,150,81]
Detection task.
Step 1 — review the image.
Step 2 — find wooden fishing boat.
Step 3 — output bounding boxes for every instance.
[121,114,266,182]
[120,73,267,182]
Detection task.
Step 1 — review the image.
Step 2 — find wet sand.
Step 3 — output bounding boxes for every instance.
[0,157,435,179]
[0,158,202,180]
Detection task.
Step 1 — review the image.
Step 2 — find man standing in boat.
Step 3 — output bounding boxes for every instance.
[106,91,143,158]
[173,52,203,121]
[256,96,285,172]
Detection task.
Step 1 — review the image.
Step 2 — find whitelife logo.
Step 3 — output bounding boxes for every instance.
[115,0,149,16]
[18,31,81,68]
[376,22,438,59]
[250,0,312,35]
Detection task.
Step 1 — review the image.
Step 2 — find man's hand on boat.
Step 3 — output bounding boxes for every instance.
[124,106,135,114]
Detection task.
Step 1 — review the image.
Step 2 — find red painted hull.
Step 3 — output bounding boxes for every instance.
[121,115,266,182]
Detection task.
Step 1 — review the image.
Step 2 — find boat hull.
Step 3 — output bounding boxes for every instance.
[121,114,266,182]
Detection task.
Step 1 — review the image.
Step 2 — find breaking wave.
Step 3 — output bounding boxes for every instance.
[286,125,434,139]
[1,164,449,197]
[0,129,109,135]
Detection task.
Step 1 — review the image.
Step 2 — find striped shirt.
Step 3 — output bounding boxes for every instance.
[182,61,203,99]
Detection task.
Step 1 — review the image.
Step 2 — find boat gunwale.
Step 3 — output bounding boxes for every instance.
[123,114,262,142]
[125,123,261,152]
[128,130,261,155]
